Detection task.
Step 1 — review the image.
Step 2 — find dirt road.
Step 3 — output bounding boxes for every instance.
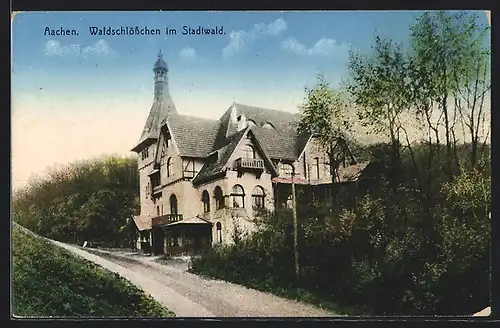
[54,242,336,317]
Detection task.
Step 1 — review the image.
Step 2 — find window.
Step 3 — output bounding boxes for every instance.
[183,159,196,178]
[167,157,173,177]
[303,156,307,179]
[160,141,166,158]
[252,186,265,209]
[151,172,160,189]
[166,136,172,148]
[202,190,210,213]
[156,206,160,216]
[214,186,225,210]
[242,145,255,159]
[280,163,294,177]
[216,222,222,243]
[141,148,149,160]
[161,204,164,215]
[170,194,178,215]
[314,157,320,179]
[231,185,245,208]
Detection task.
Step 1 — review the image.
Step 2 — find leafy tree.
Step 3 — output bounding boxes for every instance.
[345,36,414,189]
[409,11,490,172]
[296,74,353,205]
[12,155,140,247]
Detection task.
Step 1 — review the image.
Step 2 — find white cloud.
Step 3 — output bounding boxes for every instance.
[223,18,288,57]
[282,38,350,57]
[82,39,118,57]
[44,39,118,57]
[179,47,197,59]
[44,40,81,56]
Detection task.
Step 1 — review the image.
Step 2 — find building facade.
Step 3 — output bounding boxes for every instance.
[132,52,368,256]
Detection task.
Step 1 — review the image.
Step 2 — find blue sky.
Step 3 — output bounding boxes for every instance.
[12,11,431,106]
[11,11,489,188]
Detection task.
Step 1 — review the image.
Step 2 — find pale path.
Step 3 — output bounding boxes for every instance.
[53,242,336,317]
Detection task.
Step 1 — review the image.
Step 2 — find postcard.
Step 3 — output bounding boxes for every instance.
[11,10,491,318]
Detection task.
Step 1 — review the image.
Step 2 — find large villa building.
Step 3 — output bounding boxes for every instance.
[132,51,369,256]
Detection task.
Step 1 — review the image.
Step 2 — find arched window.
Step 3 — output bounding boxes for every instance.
[167,157,173,177]
[231,185,245,208]
[252,185,265,209]
[202,190,210,213]
[242,145,255,159]
[214,186,225,210]
[280,163,294,177]
[216,222,222,243]
[170,194,178,215]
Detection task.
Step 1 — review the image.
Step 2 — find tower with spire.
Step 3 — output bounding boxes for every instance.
[132,49,177,152]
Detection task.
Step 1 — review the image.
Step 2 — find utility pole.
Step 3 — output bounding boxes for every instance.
[291,170,300,278]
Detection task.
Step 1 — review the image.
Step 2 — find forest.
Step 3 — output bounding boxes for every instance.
[190,11,491,315]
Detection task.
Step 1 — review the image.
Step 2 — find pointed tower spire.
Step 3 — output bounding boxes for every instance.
[132,50,177,152]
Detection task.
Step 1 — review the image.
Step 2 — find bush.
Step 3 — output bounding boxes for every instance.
[191,144,490,316]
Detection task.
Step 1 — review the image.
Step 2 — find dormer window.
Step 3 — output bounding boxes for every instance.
[262,122,275,130]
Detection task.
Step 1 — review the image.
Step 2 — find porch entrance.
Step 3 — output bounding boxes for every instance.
[164,217,212,256]
[151,226,165,255]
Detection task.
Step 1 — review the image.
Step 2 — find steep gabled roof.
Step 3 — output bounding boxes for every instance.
[245,129,279,176]
[214,102,310,161]
[132,96,176,152]
[167,114,220,158]
[213,103,236,149]
[251,125,310,161]
[233,102,298,131]
[192,128,248,185]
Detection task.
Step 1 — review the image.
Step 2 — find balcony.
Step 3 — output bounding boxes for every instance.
[235,158,265,178]
[152,214,183,227]
[235,157,264,170]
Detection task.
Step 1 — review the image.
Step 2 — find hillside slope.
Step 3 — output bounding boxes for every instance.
[11,223,174,318]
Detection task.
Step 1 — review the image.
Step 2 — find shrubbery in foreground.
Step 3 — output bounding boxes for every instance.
[191,146,490,316]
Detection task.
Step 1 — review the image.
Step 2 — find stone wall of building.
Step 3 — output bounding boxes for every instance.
[138,143,156,215]
[293,137,332,185]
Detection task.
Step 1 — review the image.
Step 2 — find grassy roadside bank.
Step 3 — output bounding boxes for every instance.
[12,224,174,318]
